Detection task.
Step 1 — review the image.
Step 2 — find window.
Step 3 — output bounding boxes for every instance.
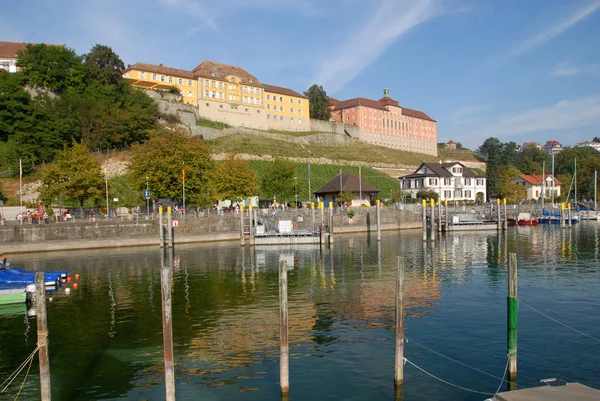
[290,98,294,104]
[279,96,283,102]
[299,119,302,124]
[290,108,294,113]
[219,82,224,89]
[231,77,236,83]
[249,87,254,94]
[298,109,302,114]
[245,108,248,112]
[139,72,146,79]
[464,178,471,185]
[464,190,472,198]
[256,89,260,94]
[152,74,157,80]
[220,105,223,108]
[243,96,248,102]
[188,80,193,86]
[267,114,271,119]
[211,91,216,98]
[267,94,271,100]
[160,76,165,82]
[204,90,209,96]
[204,80,209,86]
[219,92,224,99]
[187,91,193,97]
[452,167,463,174]
[476,179,484,186]
[229,94,232,101]
[212,81,217,88]
[280,106,284,112]
[429,178,438,186]
[267,104,271,110]
[178,78,183,84]
[444,178,451,186]
[291,118,294,123]
[168,77,173,83]
[444,190,452,199]
[243,87,248,93]
[298,100,302,105]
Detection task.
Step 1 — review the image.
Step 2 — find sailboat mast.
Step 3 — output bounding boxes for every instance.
[542,161,545,209]
[595,170,597,211]
[551,154,555,206]
[574,158,577,207]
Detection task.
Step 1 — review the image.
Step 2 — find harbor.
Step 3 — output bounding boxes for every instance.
[1,223,599,400]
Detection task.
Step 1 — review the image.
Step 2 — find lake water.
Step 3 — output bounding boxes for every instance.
[1,224,600,400]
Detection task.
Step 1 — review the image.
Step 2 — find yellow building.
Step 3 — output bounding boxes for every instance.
[263,84,309,128]
[122,63,198,106]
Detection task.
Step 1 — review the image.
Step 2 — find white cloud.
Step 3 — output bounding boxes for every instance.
[472,96,600,140]
[311,0,441,94]
[550,60,600,77]
[507,0,600,58]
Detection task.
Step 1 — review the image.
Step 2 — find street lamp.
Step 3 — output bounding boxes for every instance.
[294,176,298,207]
[146,176,150,216]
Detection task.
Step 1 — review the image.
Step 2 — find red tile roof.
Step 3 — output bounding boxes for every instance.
[518,174,563,186]
[263,83,306,99]
[401,107,435,122]
[544,140,562,147]
[123,62,195,79]
[332,95,435,121]
[193,60,260,85]
[0,41,61,58]
[379,97,400,108]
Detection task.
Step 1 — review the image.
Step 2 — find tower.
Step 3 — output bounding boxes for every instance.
[383,88,390,98]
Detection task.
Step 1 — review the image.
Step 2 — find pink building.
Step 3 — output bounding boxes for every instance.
[329,88,437,156]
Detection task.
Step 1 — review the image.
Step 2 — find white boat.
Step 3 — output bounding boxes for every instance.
[579,210,599,220]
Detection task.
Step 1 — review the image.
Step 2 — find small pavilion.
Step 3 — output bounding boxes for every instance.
[313,172,379,206]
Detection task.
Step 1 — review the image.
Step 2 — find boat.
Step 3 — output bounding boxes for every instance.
[0,267,67,287]
[0,288,28,306]
[486,378,600,401]
[447,214,497,231]
[579,210,598,220]
[507,212,539,226]
[0,256,7,267]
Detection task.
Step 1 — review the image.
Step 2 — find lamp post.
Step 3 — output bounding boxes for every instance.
[146,176,150,216]
[294,177,298,207]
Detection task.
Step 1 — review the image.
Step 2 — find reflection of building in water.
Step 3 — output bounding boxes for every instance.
[438,232,497,271]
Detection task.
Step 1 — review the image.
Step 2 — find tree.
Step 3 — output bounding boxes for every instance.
[498,165,526,202]
[338,191,355,205]
[211,154,258,201]
[110,176,144,208]
[416,189,438,200]
[261,158,296,201]
[39,142,104,216]
[304,84,331,121]
[478,137,503,197]
[84,44,125,86]
[128,127,215,201]
[17,44,86,94]
[0,71,30,142]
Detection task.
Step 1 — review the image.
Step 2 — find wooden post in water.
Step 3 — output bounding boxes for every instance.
[496,198,501,230]
[311,202,315,232]
[239,204,246,246]
[36,272,51,401]
[568,203,572,228]
[329,202,334,245]
[437,200,442,232]
[444,200,449,232]
[421,199,427,241]
[248,205,255,246]
[503,198,508,230]
[394,257,404,389]
[160,249,175,400]
[279,260,290,396]
[430,198,435,243]
[560,202,566,229]
[166,206,173,248]
[320,201,324,228]
[507,253,518,389]
[376,199,381,242]
[158,206,164,248]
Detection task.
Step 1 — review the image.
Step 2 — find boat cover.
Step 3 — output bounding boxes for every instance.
[0,268,67,285]
[493,383,600,401]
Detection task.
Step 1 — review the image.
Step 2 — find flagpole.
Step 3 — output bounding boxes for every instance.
[19,159,23,225]
[307,164,311,203]
[104,166,109,218]
[359,166,362,202]
[182,163,185,219]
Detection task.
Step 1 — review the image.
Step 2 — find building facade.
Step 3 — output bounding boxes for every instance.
[122,63,198,106]
[514,174,562,200]
[330,89,437,156]
[543,140,563,155]
[401,162,486,201]
[576,140,600,152]
[0,41,31,73]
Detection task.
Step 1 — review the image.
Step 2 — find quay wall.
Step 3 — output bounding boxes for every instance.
[0,208,421,254]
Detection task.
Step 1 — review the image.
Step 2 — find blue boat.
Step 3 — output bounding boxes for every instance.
[0,268,67,286]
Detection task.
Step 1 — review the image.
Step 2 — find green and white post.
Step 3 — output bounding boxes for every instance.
[507,252,518,389]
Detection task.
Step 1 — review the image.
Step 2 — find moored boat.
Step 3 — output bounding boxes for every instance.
[507,212,539,226]
[0,267,67,287]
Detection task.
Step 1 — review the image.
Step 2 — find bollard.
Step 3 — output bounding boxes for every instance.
[444,200,449,232]
[394,257,404,389]
[430,198,436,243]
[161,249,175,400]
[240,204,245,246]
[503,198,508,230]
[248,205,254,246]
[320,201,324,229]
[507,253,518,389]
[279,260,290,396]
[376,199,381,242]
[437,200,442,232]
[166,207,173,248]
[328,202,334,245]
[561,202,566,229]
[422,199,427,241]
[311,202,315,232]
[159,206,164,248]
[568,203,572,228]
[36,272,51,401]
[496,198,501,230]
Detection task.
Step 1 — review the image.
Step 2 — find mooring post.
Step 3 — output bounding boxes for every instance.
[160,249,175,401]
[394,257,404,389]
[421,199,427,241]
[328,202,334,245]
[568,203,572,228]
[430,198,436,243]
[560,202,566,229]
[158,206,164,248]
[320,201,324,228]
[437,199,442,232]
[496,198,501,230]
[248,205,254,246]
[311,202,315,232]
[444,200,449,232]
[279,260,290,396]
[508,252,518,390]
[36,272,51,401]
[166,206,173,248]
[503,198,508,230]
[376,199,381,242]
[240,204,246,246]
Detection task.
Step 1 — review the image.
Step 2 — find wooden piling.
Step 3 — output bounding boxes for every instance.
[568,203,572,228]
[311,202,315,232]
[508,252,518,388]
[560,202,566,229]
[240,204,246,246]
[158,206,164,248]
[444,200,449,232]
[328,202,334,245]
[166,206,173,247]
[36,272,51,401]
[437,200,442,232]
[421,199,427,241]
[320,201,324,228]
[376,199,381,242]
[249,205,255,247]
[161,249,175,401]
[496,198,501,230]
[394,257,404,388]
[279,260,290,396]
[430,198,435,243]
[503,199,508,230]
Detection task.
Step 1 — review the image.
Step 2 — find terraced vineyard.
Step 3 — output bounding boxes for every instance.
[248,160,403,201]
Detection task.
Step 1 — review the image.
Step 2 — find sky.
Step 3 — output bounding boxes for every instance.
[2,0,600,151]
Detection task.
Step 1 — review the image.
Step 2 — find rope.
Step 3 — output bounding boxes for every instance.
[406,336,518,385]
[0,347,39,394]
[404,358,495,396]
[494,356,510,395]
[520,300,600,343]
[13,351,34,401]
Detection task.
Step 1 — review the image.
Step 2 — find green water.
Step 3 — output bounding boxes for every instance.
[1,224,600,400]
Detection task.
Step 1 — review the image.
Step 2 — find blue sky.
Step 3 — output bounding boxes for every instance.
[2,0,600,150]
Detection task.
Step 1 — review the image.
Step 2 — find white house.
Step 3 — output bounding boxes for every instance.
[513,174,562,200]
[401,162,486,201]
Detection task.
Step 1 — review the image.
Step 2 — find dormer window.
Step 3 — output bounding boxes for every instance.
[249,79,253,84]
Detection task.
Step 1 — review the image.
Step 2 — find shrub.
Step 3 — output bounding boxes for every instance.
[347,210,355,218]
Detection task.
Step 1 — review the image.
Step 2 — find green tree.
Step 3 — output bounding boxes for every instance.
[128,127,214,201]
[498,165,525,202]
[478,137,503,197]
[17,44,86,94]
[338,190,355,205]
[110,176,144,208]
[0,71,30,141]
[304,84,331,121]
[212,155,258,201]
[261,158,296,201]
[39,143,104,215]
[84,44,125,86]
